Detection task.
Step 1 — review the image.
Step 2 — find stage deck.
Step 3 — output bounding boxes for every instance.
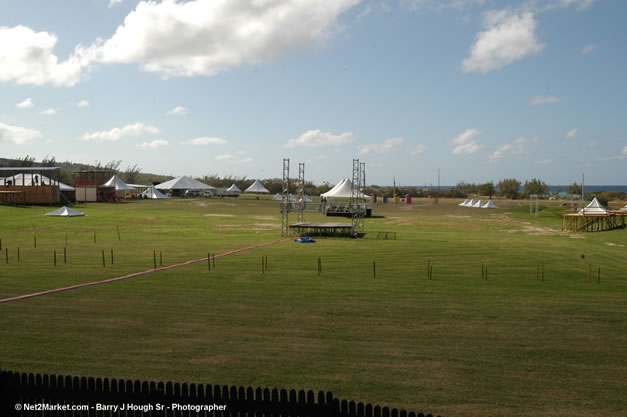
[289,222,354,237]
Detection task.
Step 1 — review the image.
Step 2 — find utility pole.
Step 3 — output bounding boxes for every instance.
[393,177,396,204]
[581,173,585,201]
[438,168,440,192]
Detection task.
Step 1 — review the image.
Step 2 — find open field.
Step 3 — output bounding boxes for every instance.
[1,198,626,417]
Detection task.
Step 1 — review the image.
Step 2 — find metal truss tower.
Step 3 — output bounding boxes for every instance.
[281,158,290,237]
[351,159,365,235]
[298,162,305,223]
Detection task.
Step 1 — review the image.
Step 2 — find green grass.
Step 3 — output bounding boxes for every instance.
[1,198,625,417]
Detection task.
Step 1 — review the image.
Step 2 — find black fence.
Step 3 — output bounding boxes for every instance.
[1,368,440,417]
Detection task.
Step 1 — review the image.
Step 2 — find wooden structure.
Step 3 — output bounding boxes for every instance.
[289,222,355,237]
[73,170,114,202]
[0,167,62,205]
[561,211,626,232]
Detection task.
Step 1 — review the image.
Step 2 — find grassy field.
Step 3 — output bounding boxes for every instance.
[1,197,625,417]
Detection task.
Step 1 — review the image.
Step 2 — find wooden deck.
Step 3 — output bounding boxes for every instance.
[561,211,626,232]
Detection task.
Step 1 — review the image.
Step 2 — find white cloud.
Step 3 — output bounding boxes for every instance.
[534,158,552,165]
[598,146,627,161]
[183,137,227,145]
[77,99,89,108]
[565,128,578,139]
[109,0,123,8]
[82,122,159,141]
[410,144,427,155]
[462,10,544,72]
[581,43,597,55]
[137,139,169,149]
[489,136,528,162]
[358,137,404,154]
[0,25,89,87]
[0,122,42,145]
[85,0,359,78]
[166,106,187,116]
[285,129,354,148]
[529,95,561,105]
[450,128,482,155]
[404,0,486,10]
[41,108,58,116]
[16,98,33,109]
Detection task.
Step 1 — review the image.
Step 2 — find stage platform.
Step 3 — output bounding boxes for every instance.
[289,222,354,237]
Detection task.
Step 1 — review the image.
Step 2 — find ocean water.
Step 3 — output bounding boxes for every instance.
[548,185,627,193]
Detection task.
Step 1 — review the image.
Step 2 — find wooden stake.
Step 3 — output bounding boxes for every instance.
[153,251,157,269]
[34,235,37,248]
[541,264,544,282]
[5,247,8,264]
[429,264,433,280]
[0,238,2,251]
[116,225,121,242]
[64,247,67,264]
[160,251,162,266]
[427,259,431,278]
[111,249,114,265]
[373,260,376,279]
[94,232,96,244]
[54,250,57,267]
[208,252,211,271]
[597,266,600,284]
[102,250,105,268]
[17,247,20,262]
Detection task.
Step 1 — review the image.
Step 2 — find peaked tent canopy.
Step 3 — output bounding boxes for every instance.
[244,180,270,193]
[472,200,483,208]
[578,197,608,214]
[45,206,85,217]
[321,178,371,200]
[140,186,169,199]
[155,176,215,191]
[226,184,242,193]
[466,199,475,207]
[98,175,136,191]
[481,200,498,209]
[272,193,282,201]
[459,199,470,206]
[300,194,313,202]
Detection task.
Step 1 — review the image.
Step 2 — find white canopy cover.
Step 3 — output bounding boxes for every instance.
[578,197,608,214]
[0,173,75,191]
[45,206,85,217]
[244,180,270,193]
[459,199,470,206]
[299,194,313,202]
[472,200,483,208]
[481,200,498,209]
[272,193,282,201]
[98,175,136,191]
[226,184,242,193]
[141,186,169,199]
[155,176,215,191]
[321,178,371,200]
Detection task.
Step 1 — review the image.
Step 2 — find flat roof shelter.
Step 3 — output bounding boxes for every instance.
[0,167,63,205]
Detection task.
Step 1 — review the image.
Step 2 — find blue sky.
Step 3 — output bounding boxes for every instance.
[1,0,625,186]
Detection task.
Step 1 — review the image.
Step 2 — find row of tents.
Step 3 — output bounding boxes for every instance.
[459,199,498,209]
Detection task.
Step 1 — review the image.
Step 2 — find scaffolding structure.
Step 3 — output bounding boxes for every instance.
[351,159,365,235]
[298,162,305,223]
[281,158,290,237]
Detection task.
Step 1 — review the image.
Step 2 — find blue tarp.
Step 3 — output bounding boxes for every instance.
[294,237,316,243]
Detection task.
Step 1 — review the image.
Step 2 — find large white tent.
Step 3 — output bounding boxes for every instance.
[140,185,169,199]
[244,180,270,193]
[578,197,608,214]
[155,176,215,195]
[321,178,371,200]
[98,175,137,199]
[45,206,85,217]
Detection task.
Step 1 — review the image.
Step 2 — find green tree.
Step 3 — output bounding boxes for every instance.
[497,178,521,199]
[122,164,142,184]
[566,182,581,196]
[478,182,495,198]
[523,178,549,197]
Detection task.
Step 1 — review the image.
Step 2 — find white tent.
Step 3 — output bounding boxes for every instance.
[465,199,475,207]
[244,180,270,193]
[155,176,215,191]
[459,199,470,206]
[578,197,608,214]
[299,194,313,202]
[140,185,169,199]
[472,200,483,208]
[620,205,627,211]
[272,193,282,201]
[0,173,74,191]
[481,200,498,209]
[99,175,136,191]
[45,206,85,217]
[226,184,242,193]
[321,178,371,200]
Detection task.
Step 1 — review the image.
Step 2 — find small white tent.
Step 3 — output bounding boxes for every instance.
[472,200,483,208]
[578,197,608,214]
[45,206,85,217]
[321,178,371,200]
[244,180,270,193]
[481,200,498,209]
[226,184,242,193]
[466,199,475,207]
[140,186,169,199]
[459,199,470,206]
[272,193,282,201]
[299,194,313,202]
